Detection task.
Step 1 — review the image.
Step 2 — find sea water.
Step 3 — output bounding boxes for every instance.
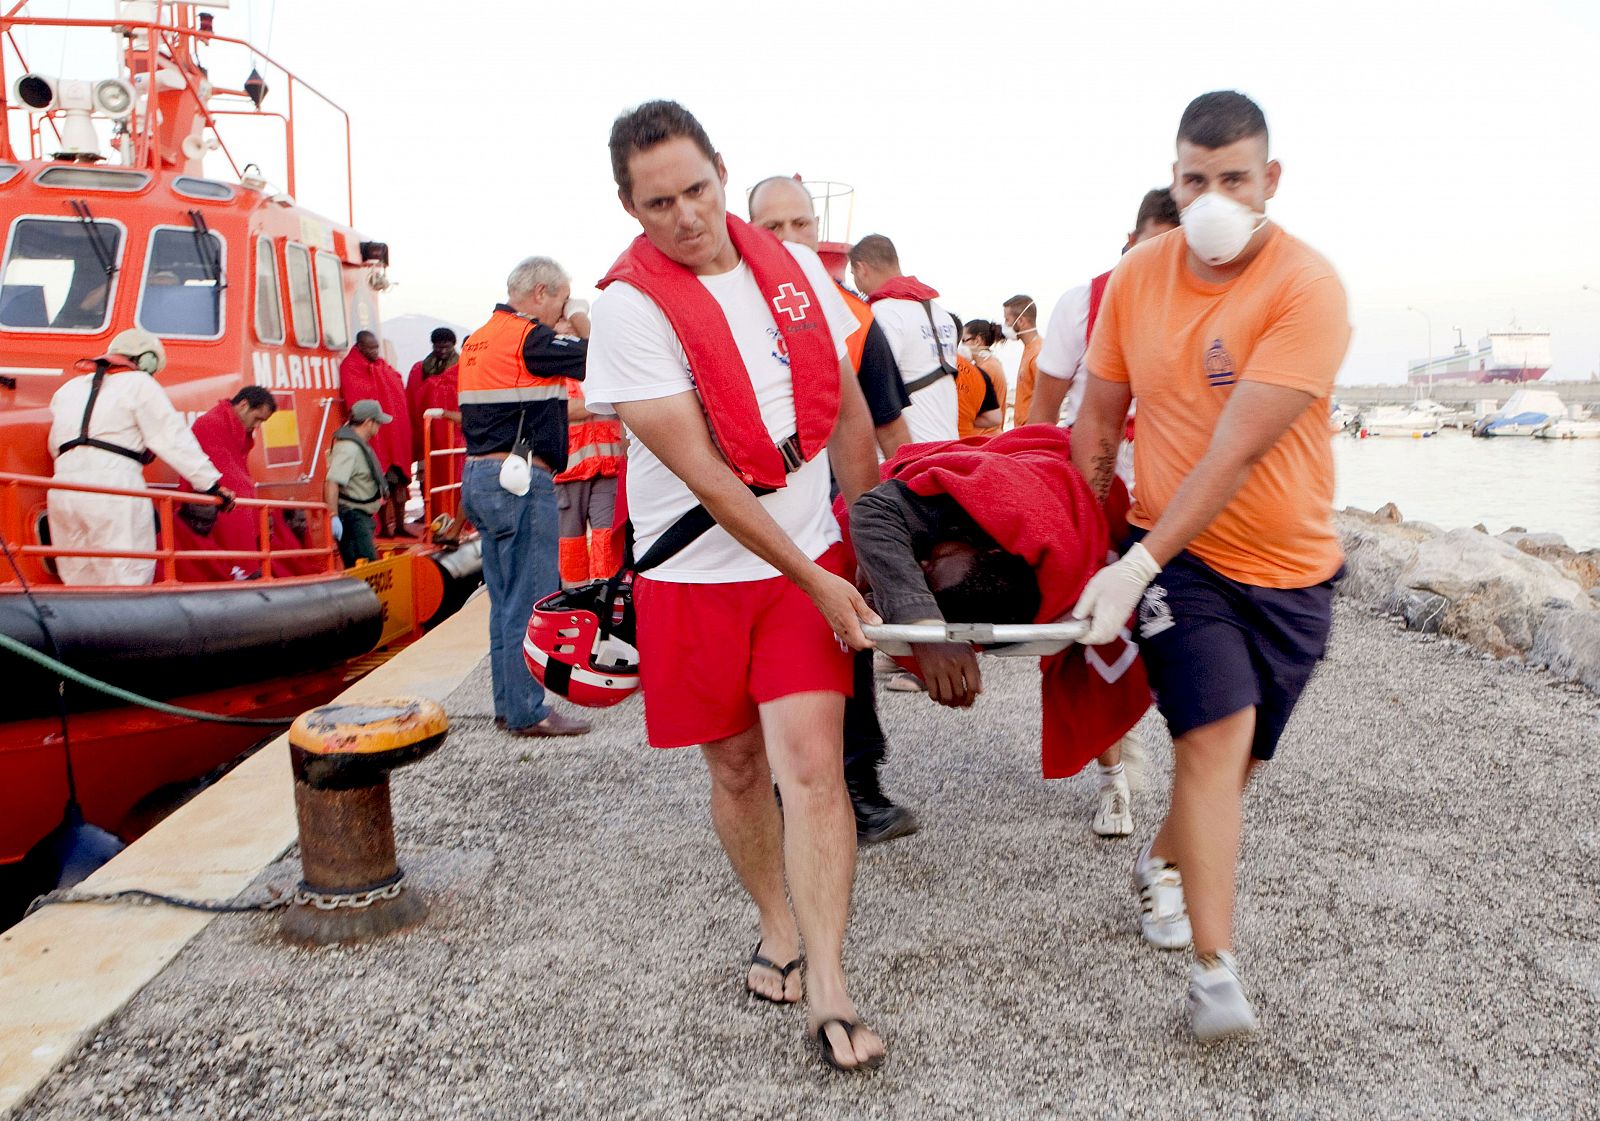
[1332,429,1600,549]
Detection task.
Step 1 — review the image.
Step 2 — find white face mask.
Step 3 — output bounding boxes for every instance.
[957,343,973,360]
[499,452,531,496]
[1001,301,1034,341]
[1180,191,1268,266]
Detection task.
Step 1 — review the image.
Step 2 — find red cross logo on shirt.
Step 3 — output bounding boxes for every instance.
[772,283,810,322]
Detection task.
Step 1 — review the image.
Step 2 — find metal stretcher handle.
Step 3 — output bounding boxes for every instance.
[862,620,1089,657]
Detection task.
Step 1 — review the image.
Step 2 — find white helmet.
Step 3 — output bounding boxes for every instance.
[107,328,166,373]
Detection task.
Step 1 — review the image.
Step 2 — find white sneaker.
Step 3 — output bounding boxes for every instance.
[1093,779,1133,837]
[1132,840,1192,950]
[1188,951,1260,1042]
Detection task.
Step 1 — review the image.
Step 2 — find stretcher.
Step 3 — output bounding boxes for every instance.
[862,620,1090,658]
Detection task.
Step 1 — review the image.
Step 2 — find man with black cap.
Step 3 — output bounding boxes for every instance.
[325,398,391,566]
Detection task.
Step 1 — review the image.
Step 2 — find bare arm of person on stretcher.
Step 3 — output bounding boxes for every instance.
[614,358,881,650]
[851,483,983,708]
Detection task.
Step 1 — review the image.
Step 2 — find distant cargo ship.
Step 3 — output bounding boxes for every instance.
[1408,329,1551,385]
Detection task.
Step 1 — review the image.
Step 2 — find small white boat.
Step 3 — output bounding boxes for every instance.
[1535,418,1600,440]
[1475,389,1566,438]
[1355,405,1441,438]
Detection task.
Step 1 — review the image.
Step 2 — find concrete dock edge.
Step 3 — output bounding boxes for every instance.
[0,593,491,1117]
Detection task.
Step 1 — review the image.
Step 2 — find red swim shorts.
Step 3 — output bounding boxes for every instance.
[632,543,854,748]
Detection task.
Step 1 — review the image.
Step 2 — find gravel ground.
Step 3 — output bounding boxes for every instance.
[13,600,1600,1120]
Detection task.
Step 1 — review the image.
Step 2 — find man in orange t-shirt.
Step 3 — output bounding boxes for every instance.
[1070,90,1351,1043]
[1003,295,1041,427]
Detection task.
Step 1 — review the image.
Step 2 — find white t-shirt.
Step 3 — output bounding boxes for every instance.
[1038,279,1136,486]
[584,242,856,584]
[1038,283,1091,426]
[870,296,960,443]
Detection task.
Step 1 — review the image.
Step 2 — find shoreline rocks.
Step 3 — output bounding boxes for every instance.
[1336,503,1600,688]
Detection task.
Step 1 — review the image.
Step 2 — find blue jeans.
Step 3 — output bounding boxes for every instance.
[461,458,559,729]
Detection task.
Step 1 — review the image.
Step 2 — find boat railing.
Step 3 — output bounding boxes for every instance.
[0,470,338,586]
[421,409,466,528]
[0,5,355,224]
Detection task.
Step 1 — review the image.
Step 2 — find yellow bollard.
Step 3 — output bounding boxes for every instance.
[280,697,449,946]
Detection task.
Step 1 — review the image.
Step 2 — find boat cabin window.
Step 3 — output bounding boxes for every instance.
[284,242,320,348]
[0,216,123,332]
[0,163,19,185]
[35,166,151,191]
[313,252,348,351]
[174,176,235,202]
[254,237,284,344]
[135,226,226,339]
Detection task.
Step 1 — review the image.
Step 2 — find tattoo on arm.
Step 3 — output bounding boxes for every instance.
[1088,441,1116,501]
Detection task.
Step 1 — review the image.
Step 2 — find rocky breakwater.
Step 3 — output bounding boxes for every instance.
[1337,503,1600,690]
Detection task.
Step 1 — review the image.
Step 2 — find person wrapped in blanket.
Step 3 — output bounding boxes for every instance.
[845,424,1149,835]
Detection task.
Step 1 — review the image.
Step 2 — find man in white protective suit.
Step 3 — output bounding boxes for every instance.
[46,328,235,585]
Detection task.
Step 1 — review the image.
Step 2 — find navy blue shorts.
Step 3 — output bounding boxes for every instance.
[1127,532,1338,761]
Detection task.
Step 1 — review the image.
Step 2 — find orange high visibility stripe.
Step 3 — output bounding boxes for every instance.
[558,536,591,584]
[556,378,626,482]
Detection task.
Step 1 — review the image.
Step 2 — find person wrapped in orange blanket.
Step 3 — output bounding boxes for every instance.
[844,424,1148,780]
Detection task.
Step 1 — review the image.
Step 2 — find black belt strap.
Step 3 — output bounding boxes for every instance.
[56,360,156,465]
[921,300,958,375]
[903,368,950,395]
[627,432,801,574]
[898,300,959,397]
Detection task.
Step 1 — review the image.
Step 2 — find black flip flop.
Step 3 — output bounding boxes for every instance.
[744,942,803,1004]
[812,1017,885,1073]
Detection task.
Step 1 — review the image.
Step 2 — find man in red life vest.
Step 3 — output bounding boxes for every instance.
[174,386,278,581]
[586,101,883,1073]
[1028,187,1181,840]
[339,331,414,537]
[746,173,920,845]
[847,234,961,445]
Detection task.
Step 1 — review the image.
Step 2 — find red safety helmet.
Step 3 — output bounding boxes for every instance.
[523,577,640,708]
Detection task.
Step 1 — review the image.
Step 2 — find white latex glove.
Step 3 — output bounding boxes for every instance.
[331,514,343,542]
[1072,542,1161,645]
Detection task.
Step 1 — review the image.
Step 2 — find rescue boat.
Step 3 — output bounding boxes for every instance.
[0,2,479,901]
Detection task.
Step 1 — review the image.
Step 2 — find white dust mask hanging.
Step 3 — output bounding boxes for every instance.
[1180,191,1268,266]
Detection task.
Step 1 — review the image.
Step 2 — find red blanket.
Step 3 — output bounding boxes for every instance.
[598,216,838,490]
[339,350,414,476]
[859,425,1149,778]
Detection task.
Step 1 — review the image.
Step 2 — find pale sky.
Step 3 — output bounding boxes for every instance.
[12,0,1600,383]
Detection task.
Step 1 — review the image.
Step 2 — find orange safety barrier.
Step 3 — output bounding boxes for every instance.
[421,408,467,528]
[0,470,338,585]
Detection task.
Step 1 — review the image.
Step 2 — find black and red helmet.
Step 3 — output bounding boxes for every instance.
[523,578,640,708]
